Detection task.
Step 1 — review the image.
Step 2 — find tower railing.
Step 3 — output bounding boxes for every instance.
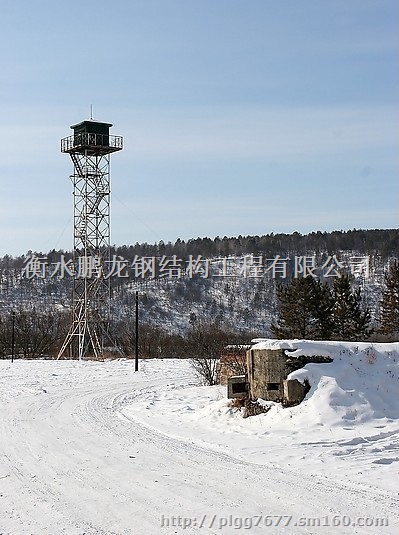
[61,133,123,153]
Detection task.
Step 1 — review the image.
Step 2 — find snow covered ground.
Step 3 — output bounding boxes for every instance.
[0,341,398,534]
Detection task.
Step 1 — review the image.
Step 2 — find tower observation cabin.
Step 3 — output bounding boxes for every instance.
[61,120,123,155]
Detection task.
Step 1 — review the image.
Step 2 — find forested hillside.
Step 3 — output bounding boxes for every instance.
[113,228,399,259]
[0,228,398,358]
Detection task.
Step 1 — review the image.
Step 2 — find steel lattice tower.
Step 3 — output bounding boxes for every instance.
[58,119,123,360]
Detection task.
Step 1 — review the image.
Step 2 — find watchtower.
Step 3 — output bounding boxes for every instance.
[58,119,123,360]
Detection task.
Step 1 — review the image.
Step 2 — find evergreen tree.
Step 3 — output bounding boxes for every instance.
[331,274,371,341]
[378,261,399,340]
[313,282,335,340]
[271,277,334,340]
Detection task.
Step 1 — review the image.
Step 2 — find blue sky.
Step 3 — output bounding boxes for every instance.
[0,0,398,256]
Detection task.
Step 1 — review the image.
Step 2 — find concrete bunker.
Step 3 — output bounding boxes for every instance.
[227,343,331,407]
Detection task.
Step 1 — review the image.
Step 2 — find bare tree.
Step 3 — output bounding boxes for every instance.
[186,320,238,386]
[0,309,67,359]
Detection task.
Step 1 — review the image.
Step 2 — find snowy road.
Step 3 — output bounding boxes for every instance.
[0,359,398,534]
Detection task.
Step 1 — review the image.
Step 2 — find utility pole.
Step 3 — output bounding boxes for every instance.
[11,310,15,363]
[135,291,139,371]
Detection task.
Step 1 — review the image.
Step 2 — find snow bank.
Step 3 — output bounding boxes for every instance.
[288,342,399,424]
[122,341,399,495]
[250,339,399,425]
